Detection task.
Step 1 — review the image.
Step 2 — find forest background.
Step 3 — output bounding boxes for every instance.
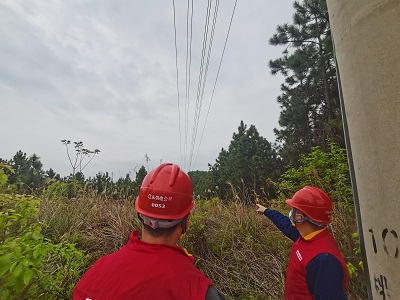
[0,0,368,299]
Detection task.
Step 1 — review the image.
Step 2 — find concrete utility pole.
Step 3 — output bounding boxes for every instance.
[326,1,400,299]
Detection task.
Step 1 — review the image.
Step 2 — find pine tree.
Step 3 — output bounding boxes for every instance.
[8,151,45,192]
[204,121,282,203]
[269,0,344,165]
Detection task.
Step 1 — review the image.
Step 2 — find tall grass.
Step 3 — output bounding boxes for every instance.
[39,193,139,264]
[39,194,366,299]
[181,199,290,299]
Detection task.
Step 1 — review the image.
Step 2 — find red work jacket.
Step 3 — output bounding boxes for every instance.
[73,231,212,300]
[284,229,349,300]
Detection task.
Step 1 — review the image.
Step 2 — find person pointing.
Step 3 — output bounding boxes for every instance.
[256,186,349,300]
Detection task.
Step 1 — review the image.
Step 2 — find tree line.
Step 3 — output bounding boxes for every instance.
[0,150,148,201]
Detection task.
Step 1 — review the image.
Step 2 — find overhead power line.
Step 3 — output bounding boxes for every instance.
[173,0,238,171]
[190,0,212,157]
[193,0,239,168]
[189,0,220,171]
[172,0,183,166]
[184,0,194,170]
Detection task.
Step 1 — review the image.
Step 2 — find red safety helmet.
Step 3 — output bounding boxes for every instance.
[285,186,333,224]
[135,163,194,220]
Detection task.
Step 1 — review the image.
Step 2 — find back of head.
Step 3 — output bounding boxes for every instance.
[285,186,333,225]
[135,163,194,232]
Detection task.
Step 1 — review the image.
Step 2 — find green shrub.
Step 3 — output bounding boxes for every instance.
[0,163,17,194]
[44,180,83,199]
[278,142,353,210]
[0,169,8,187]
[0,193,86,299]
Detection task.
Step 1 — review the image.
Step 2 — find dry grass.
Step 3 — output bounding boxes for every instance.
[331,205,368,300]
[39,195,367,299]
[180,199,290,299]
[39,194,138,263]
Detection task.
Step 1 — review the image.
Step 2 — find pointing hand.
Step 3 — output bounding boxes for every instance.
[256,204,267,215]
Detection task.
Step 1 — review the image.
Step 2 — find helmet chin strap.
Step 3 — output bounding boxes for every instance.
[307,218,326,228]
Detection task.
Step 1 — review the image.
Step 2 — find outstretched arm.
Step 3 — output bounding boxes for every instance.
[256,204,300,242]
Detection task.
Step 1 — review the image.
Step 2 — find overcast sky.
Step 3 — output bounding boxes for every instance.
[1,0,294,179]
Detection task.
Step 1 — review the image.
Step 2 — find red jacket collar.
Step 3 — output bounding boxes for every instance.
[128,230,195,262]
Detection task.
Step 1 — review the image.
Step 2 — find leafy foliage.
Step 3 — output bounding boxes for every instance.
[44,180,84,200]
[278,142,353,210]
[0,193,86,299]
[0,163,14,193]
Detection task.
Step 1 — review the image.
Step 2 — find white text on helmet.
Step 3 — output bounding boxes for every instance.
[148,194,172,202]
[151,203,166,209]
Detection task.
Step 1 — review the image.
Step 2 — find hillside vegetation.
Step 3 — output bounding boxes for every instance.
[0,144,367,299]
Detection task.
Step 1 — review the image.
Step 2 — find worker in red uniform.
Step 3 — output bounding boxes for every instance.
[256,186,349,300]
[73,163,225,300]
